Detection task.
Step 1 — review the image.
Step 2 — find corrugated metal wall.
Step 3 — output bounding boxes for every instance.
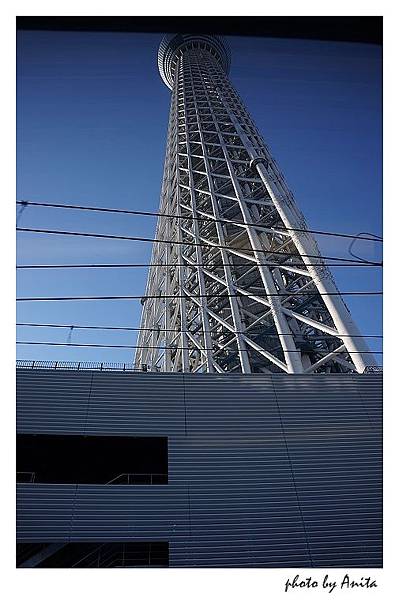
[16,369,382,567]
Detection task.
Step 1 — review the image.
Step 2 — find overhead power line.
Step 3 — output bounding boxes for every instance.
[16,227,382,265]
[16,291,383,302]
[349,232,384,264]
[16,261,382,269]
[16,200,383,242]
[16,341,382,354]
[16,322,383,339]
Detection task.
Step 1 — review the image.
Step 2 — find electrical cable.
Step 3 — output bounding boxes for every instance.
[16,291,383,301]
[16,227,382,265]
[16,261,382,269]
[16,200,29,225]
[16,341,382,354]
[16,322,383,339]
[16,200,383,242]
[348,232,384,263]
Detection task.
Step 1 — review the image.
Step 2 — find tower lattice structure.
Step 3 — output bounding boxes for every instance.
[135,34,377,374]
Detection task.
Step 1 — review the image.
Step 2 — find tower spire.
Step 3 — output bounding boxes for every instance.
[135,34,377,374]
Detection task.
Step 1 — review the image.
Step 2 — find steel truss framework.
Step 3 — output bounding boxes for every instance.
[135,34,377,374]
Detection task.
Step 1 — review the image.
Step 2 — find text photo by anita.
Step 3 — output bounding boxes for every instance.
[285,574,378,593]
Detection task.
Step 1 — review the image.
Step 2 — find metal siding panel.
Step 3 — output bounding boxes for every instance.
[16,370,382,567]
[85,372,185,436]
[17,484,189,543]
[17,370,92,434]
[174,374,311,566]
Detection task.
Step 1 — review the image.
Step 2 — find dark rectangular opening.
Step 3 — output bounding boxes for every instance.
[17,542,169,568]
[16,434,168,484]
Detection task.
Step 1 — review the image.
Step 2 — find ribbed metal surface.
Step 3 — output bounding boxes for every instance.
[16,369,382,567]
[17,370,185,435]
[17,485,189,541]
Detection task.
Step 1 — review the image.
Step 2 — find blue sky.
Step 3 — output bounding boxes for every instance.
[16,30,382,364]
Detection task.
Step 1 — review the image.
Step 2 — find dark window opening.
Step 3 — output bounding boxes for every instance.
[17,542,169,568]
[16,434,168,484]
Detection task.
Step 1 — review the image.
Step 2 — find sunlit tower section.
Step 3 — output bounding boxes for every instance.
[135,34,377,374]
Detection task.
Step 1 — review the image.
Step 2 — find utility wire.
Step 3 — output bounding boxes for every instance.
[16,227,382,265]
[16,291,383,302]
[16,261,382,269]
[348,232,384,263]
[16,341,382,354]
[16,200,29,225]
[16,200,383,242]
[16,323,383,339]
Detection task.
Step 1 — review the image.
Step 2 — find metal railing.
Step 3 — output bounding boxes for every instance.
[364,365,383,373]
[16,472,167,485]
[17,360,382,374]
[106,473,168,485]
[16,360,151,372]
[16,471,36,483]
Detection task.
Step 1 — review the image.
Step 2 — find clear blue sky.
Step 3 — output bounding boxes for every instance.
[16,30,382,364]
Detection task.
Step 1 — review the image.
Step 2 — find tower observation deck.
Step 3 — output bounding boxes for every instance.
[135,34,377,374]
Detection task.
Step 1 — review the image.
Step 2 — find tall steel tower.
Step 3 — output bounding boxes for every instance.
[135,34,377,374]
